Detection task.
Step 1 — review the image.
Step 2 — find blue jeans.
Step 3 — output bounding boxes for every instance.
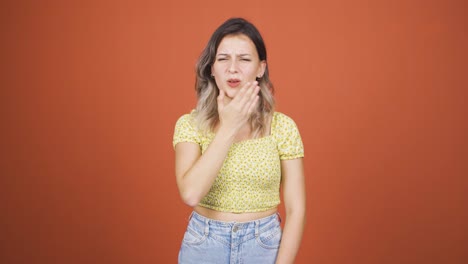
[178,211,282,264]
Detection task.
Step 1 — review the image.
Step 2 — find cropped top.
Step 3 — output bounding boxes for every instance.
[173,110,304,213]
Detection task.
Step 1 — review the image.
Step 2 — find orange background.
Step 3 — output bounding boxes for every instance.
[2,0,467,263]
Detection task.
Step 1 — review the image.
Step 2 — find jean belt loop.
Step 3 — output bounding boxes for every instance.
[204,218,209,235]
[254,220,260,238]
[276,212,282,223]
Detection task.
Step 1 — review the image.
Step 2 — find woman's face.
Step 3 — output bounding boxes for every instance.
[211,34,266,100]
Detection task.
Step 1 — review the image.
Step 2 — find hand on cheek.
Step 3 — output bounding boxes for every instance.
[217,82,260,133]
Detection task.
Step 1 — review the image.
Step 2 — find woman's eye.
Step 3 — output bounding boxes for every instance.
[241,59,251,61]
[217,58,227,61]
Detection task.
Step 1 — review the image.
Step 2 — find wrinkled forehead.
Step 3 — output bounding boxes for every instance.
[216,34,258,56]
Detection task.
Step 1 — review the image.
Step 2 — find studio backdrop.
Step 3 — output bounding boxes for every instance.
[2,1,466,263]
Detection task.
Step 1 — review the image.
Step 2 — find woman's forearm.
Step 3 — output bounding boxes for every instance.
[177,125,236,206]
[276,210,306,264]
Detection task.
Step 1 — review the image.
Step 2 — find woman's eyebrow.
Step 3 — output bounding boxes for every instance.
[217,53,251,56]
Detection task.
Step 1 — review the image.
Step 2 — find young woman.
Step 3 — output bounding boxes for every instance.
[173,17,306,264]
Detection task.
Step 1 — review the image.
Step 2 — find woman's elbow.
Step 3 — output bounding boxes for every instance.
[176,174,204,207]
[179,190,201,207]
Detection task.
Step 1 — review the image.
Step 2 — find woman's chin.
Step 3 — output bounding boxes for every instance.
[223,90,238,99]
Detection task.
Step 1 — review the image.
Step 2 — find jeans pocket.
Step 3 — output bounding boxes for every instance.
[255,224,282,249]
[182,224,208,246]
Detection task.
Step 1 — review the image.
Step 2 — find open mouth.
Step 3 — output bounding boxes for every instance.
[227,79,241,88]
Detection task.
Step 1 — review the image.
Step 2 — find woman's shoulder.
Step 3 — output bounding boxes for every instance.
[174,109,198,129]
[271,111,304,158]
[173,109,203,147]
[175,109,197,122]
[272,111,298,127]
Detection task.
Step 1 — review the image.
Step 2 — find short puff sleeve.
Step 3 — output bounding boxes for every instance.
[273,113,304,160]
[173,113,201,149]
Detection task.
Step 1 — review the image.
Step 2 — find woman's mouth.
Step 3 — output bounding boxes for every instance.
[227,79,241,88]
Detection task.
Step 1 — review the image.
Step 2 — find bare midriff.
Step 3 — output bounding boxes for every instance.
[194,206,278,222]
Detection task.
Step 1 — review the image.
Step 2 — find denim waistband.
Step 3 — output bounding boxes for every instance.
[188,211,281,232]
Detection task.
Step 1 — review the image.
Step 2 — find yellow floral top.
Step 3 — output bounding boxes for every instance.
[173,110,304,213]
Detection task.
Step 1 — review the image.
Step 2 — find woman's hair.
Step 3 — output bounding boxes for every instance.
[194,17,275,138]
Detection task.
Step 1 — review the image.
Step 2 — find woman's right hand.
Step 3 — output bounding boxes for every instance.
[217,81,260,133]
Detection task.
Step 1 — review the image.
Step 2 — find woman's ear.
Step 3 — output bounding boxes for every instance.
[257,60,266,78]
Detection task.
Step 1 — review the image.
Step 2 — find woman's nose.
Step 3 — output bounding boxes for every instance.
[228,60,238,73]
